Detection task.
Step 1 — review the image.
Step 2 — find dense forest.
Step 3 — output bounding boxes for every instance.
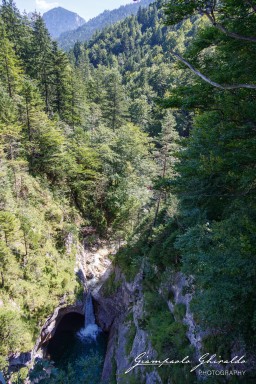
[73,1,256,382]
[0,0,156,379]
[0,0,256,382]
[58,0,154,50]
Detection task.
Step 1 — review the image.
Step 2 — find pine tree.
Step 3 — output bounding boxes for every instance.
[51,41,72,122]
[0,85,21,157]
[101,68,128,130]
[153,112,179,226]
[20,78,43,141]
[163,0,256,345]
[0,19,22,97]
[129,95,151,130]
[0,0,32,61]
[29,15,53,113]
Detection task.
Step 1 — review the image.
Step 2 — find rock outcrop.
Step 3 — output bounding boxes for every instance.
[34,301,85,351]
[43,7,85,38]
[164,271,202,358]
[75,235,118,293]
[94,267,162,384]
[31,236,117,355]
[12,235,200,383]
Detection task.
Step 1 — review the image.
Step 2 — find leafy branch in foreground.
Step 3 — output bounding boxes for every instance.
[170,50,256,89]
[165,0,256,42]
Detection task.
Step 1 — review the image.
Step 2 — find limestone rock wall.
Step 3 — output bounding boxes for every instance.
[14,235,200,383]
[95,267,162,384]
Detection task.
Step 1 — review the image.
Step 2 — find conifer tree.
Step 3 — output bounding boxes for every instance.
[0,0,31,60]
[101,68,128,130]
[0,19,22,97]
[153,112,179,226]
[0,85,21,157]
[51,41,72,121]
[20,78,43,141]
[29,15,53,113]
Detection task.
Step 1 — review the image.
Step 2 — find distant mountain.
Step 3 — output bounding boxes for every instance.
[58,0,155,50]
[43,7,85,38]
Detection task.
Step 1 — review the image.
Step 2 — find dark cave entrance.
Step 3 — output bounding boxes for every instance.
[46,312,108,381]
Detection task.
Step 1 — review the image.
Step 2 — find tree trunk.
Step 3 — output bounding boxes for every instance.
[1,271,4,288]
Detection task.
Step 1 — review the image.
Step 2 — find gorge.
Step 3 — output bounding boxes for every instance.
[0,0,256,382]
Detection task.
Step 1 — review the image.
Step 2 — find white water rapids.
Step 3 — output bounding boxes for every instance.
[77,292,101,341]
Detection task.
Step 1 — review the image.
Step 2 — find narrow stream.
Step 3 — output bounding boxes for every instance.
[46,294,108,383]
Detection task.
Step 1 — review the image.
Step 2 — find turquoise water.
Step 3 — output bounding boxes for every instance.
[47,313,108,383]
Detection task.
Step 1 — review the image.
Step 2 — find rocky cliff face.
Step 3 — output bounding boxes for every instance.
[9,234,255,382]
[95,267,163,384]
[163,272,202,359]
[32,235,117,353]
[75,234,117,292]
[23,235,199,383]
[42,7,85,38]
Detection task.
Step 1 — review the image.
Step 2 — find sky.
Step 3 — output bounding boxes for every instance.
[14,0,134,20]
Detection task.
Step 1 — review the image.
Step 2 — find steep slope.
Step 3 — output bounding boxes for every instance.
[0,1,156,379]
[1,0,256,382]
[71,0,195,136]
[58,0,154,50]
[70,0,256,381]
[43,7,85,38]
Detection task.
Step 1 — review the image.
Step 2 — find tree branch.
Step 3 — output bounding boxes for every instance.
[171,51,256,90]
[204,11,256,42]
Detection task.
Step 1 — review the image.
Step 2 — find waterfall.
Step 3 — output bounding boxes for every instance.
[77,292,101,341]
[84,292,96,327]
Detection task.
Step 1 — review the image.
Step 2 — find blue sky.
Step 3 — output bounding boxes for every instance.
[15,0,134,20]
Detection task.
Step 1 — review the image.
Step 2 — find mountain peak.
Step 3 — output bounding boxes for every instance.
[58,0,154,50]
[42,7,85,39]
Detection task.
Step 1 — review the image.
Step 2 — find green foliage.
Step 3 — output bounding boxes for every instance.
[0,211,19,245]
[161,0,256,365]
[125,322,137,356]
[58,0,155,50]
[10,367,29,384]
[88,122,156,236]
[173,303,186,322]
[0,307,33,370]
[142,290,196,383]
[0,0,158,370]
[115,245,143,282]
[110,1,256,376]
[0,18,22,97]
[72,0,196,137]
[28,353,104,384]
[201,334,231,360]
[166,11,256,343]
[1,0,256,381]
[100,68,128,130]
[0,162,81,359]
[101,271,121,297]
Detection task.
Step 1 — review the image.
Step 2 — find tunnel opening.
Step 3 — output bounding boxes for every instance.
[46,311,108,382]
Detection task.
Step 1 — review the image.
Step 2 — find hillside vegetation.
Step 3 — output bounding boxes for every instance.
[71,0,256,381]
[0,0,156,376]
[0,0,256,382]
[58,0,154,50]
